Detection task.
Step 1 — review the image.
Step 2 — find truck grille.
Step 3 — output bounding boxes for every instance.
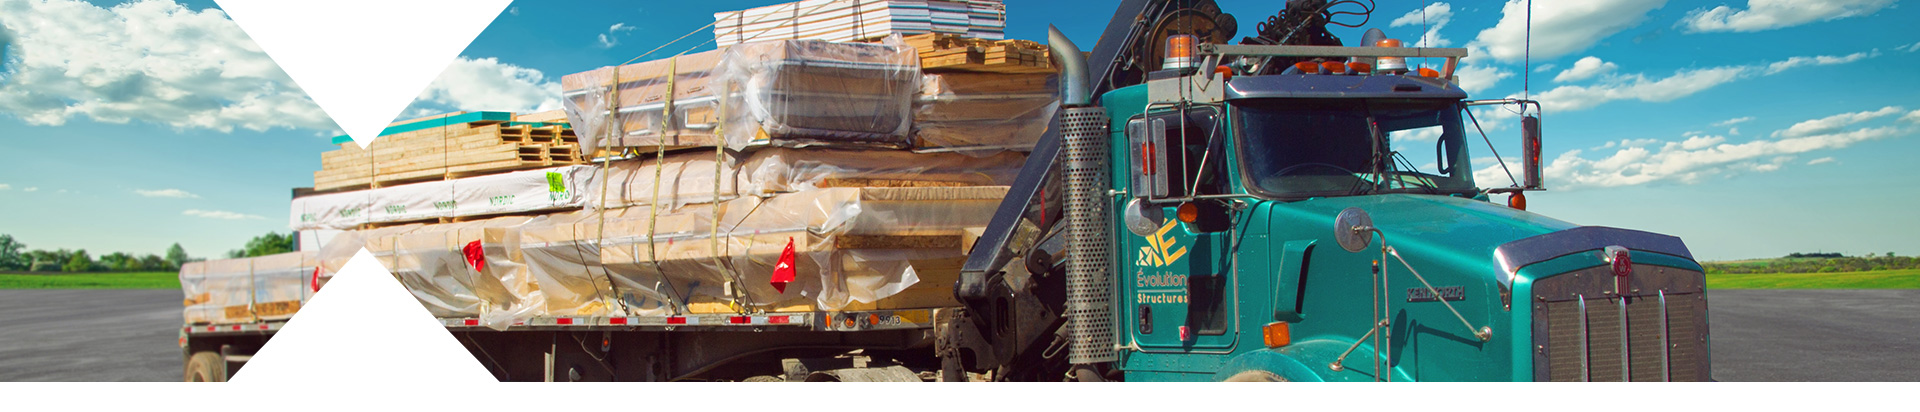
[1531,263,1709,382]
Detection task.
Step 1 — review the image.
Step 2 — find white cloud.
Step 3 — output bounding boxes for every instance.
[0,183,9,190]
[1680,0,1895,33]
[183,209,264,220]
[1808,157,1836,165]
[1714,116,1755,127]
[1471,0,1668,63]
[598,22,635,49]
[0,0,332,132]
[1729,127,1741,136]
[23,187,38,192]
[1554,56,1618,82]
[1532,66,1744,112]
[1773,106,1904,138]
[411,57,563,113]
[135,188,199,198]
[1530,50,1876,113]
[1541,111,1910,189]
[1534,64,1557,73]
[1904,109,1920,124]
[1764,50,1879,75]
[1454,46,1514,94]
[1902,42,1920,53]
[1390,2,1453,47]
[507,7,519,16]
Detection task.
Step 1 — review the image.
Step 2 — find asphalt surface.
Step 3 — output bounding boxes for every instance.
[0,290,181,382]
[1709,289,1920,381]
[0,289,1914,381]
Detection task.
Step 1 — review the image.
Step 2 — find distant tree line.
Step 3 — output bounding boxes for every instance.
[0,232,294,273]
[1705,252,1916,274]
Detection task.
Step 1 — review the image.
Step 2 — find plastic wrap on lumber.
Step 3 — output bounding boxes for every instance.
[178,251,318,325]
[179,261,211,324]
[291,165,596,230]
[248,252,315,321]
[588,148,1025,210]
[562,39,919,155]
[389,216,535,318]
[913,72,1059,154]
[576,186,1006,314]
[313,223,430,287]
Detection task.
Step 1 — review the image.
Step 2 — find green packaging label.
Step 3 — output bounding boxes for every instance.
[546,172,566,193]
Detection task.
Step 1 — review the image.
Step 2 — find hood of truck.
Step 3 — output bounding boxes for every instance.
[1266,194,1581,280]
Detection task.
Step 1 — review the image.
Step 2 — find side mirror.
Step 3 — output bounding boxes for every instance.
[1521,115,1543,190]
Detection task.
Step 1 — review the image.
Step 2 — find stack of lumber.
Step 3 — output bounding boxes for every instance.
[914,71,1057,151]
[713,0,1005,47]
[180,251,316,325]
[560,40,918,154]
[903,33,1051,73]
[312,111,583,191]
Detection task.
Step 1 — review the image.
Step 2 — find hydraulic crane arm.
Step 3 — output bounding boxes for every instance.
[959,0,1223,297]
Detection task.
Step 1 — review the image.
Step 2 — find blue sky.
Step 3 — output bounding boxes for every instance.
[1,0,1916,260]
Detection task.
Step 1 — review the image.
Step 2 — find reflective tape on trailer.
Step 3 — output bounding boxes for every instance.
[432,309,943,332]
[183,321,284,336]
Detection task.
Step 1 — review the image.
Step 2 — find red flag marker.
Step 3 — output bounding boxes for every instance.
[771,237,797,293]
[462,240,487,272]
[310,266,323,292]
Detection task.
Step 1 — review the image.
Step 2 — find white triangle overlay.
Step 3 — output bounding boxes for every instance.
[217,0,512,148]
[231,249,496,383]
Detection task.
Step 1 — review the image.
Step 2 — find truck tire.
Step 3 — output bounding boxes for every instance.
[1223,370,1286,382]
[184,351,226,382]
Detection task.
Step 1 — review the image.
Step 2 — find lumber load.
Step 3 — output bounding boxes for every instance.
[913,71,1057,152]
[712,0,1006,48]
[312,112,582,191]
[291,164,596,231]
[520,186,1007,318]
[903,33,1052,74]
[560,40,919,155]
[588,148,1024,209]
[180,251,316,325]
[299,186,1006,328]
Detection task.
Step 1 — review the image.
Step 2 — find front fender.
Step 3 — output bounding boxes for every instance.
[1215,339,1414,382]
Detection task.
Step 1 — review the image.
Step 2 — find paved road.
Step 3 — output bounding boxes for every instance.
[1710,289,1920,381]
[0,290,181,382]
[0,289,1914,381]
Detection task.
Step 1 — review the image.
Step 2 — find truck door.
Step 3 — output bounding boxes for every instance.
[1120,107,1237,353]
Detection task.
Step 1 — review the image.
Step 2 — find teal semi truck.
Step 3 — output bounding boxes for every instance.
[941,0,1707,382]
[181,0,1707,382]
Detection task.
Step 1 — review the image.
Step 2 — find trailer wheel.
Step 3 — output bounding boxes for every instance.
[184,351,227,382]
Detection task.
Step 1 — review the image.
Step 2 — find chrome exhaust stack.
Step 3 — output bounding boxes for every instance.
[1050,26,1117,365]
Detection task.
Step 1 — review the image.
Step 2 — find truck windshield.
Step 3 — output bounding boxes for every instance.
[1232,99,1475,199]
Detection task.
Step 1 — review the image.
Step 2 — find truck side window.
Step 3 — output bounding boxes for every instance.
[1169,108,1228,197]
[1128,108,1226,200]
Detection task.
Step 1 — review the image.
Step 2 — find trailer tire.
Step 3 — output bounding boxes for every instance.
[185,351,226,382]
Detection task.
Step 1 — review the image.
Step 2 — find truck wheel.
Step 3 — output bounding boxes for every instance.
[184,351,227,382]
[743,375,783,382]
[1224,370,1286,382]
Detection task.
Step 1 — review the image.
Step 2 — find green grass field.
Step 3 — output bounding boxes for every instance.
[1707,269,1920,289]
[0,272,181,289]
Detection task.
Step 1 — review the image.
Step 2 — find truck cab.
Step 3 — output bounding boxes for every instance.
[1094,46,1709,381]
